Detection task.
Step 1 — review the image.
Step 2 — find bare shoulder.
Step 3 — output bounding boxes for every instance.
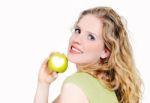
[53,83,89,103]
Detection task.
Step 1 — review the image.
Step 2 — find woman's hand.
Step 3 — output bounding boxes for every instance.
[38,55,58,85]
[34,54,58,103]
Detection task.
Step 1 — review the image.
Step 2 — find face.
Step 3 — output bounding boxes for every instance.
[67,14,109,66]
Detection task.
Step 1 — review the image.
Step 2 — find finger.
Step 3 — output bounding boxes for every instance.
[52,72,58,78]
[40,58,49,73]
[41,58,48,67]
[47,72,58,82]
[49,52,55,57]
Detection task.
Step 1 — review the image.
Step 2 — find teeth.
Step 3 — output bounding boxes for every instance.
[72,47,81,53]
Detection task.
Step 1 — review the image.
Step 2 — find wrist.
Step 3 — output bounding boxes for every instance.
[37,82,50,88]
[34,81,50,103]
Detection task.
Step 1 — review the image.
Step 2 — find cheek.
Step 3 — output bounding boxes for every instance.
[85,43,104,61]
[68,36,73,46]
[68,35,75,44]
[86,43,103,55]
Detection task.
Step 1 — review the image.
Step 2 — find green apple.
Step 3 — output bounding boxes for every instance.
[48,52,68,73]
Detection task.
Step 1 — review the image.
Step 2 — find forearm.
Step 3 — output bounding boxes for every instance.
[34,83,50,103]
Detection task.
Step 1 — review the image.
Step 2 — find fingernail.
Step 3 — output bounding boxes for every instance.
[54,73,58,78]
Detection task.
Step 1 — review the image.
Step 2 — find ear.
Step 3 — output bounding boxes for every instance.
[100,48,110,59]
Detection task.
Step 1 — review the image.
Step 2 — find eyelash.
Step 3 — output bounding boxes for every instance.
[87,34,95,40]
[72,27,96,41]
[74,28,81,34]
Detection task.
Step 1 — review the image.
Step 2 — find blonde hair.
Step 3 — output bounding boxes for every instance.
[76,7,142,103]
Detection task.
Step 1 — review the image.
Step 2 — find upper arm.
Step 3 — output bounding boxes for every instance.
[54,83,89,103]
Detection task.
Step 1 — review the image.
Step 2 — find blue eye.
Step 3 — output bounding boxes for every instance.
[87,34,95,41]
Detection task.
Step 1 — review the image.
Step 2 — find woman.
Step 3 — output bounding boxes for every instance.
[34,7,142,103]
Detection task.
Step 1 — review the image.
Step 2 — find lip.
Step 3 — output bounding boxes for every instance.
[69,44,83,54]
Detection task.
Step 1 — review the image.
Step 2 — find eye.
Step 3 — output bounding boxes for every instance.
[87,34,96,41]
[73,27,81,34]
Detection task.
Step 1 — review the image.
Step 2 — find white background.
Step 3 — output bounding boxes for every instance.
[0,0,149,103]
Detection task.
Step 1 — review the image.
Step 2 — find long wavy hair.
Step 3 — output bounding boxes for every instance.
[75,7,142,103]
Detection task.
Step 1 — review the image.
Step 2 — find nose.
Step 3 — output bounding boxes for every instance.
[73,34,82,44]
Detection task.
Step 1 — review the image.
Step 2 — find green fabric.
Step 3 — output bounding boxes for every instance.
[63,72,119,103]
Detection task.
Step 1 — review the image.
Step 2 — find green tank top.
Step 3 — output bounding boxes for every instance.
[63,72,118,103]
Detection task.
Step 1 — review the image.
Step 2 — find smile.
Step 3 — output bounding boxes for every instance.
[70,45,83,54]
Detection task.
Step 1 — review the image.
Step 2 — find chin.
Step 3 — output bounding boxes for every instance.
[68,56,77,63]
[67,55,81,64]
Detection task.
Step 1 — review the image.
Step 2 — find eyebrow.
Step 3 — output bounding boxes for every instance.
[75,25,98,38]
[74,25,80,29]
